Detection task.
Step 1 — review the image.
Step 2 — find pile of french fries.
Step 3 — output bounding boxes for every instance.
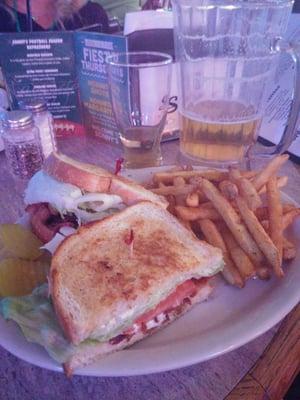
[149,154,300,288]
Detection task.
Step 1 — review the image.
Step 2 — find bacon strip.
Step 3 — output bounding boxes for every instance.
[26,203,78,243]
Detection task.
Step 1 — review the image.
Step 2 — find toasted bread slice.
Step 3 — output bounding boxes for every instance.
[44,152,167,208]
[50,201,223,346]
[63,280,213,376]
[44,152,112,193]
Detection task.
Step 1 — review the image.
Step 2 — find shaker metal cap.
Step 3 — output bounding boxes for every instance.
[4,110,34,129]
[19,99,48,113]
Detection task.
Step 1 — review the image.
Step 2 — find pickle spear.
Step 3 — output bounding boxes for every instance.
[0,224,43,261]
[0,258,49,297]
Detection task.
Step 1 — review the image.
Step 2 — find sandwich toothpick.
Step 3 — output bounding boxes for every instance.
[124,228,134,258]
[114,158,124,175]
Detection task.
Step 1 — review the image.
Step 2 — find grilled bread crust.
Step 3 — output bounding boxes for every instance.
[44,152,112,193]
[50,202,223,346]
[44,152,167,207]
[63,280,213,377]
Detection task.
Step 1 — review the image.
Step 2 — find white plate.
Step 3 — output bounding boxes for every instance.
[0,166,300,376]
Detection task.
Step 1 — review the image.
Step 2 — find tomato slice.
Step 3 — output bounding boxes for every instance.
[135,278,205,326]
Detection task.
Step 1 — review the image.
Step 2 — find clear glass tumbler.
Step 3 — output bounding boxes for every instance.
[106,51,172,168]
[172,0,300,166]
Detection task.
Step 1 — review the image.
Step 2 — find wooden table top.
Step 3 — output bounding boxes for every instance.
[0,136,299,400]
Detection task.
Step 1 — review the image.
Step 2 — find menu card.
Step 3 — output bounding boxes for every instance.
[0,31,127,143]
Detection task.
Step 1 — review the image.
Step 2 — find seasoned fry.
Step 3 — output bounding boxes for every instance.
[166,194,176,215]
[255,203,295,221]
[220,225,256,280]
[261,220,296,261]
[260,219,269,230]
[228,167,241,181]
[258,175,288,194]
[282,208,300,230]
[218,180,239,201]
[283,237,296,260]
[235,196,282,276]
[252,154,289,191]
[193,201,214,209]
[178,217,194,232]
[173,176,187,206]
[241,170,257,179]
[229,168,262,210]
[256,266,271,280]
[186,192,200,207]
[173,176,186,186]
[200,178,265,266]
[239,178,262,210]
[267,176,283,267]
[151,184,196,196]
[175,205,220,221]
[198,219,244,288]
[153,169,227,184]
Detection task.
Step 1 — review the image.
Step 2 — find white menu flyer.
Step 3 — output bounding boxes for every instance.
[259,13,300,162]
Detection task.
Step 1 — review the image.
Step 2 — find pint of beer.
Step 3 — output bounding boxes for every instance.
[172,0,300,165]
[180,100,261,163]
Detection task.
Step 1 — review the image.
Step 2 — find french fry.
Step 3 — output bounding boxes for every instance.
[258,175,288,194]
[173,176,187,206]
[256,265,272,280]
[198,219,244,288]
[200,178,265,266]
[235,195,282,276]
[175,205,220,221]
[194,201,215,209]
[166,194,176,215]
[186,192,200,207]
[255,203,296,221]
[228,167,242,181]
[173,176,186,186]
[282,208,300,230]
[153,169,227,184]
[261,220,296,262]
[151,184,197,196]
[220,225,256,280]
[229,168,262,210]
[266,176,283,267]
[252,154,289,191]
[239,178,262,210]
[283,237,296,260]
[218,180,239,201]
[178,217,194,232]
[242,171,257,179]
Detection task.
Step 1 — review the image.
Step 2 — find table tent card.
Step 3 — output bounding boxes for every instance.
[0,31,127,144]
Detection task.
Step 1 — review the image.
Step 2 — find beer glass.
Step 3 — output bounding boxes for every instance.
[106,52,172,168]
[172,0,300,166]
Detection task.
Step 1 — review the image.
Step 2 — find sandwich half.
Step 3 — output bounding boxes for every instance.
[24,152,166,243]
[50,201,223,375]
[1,202,222,376]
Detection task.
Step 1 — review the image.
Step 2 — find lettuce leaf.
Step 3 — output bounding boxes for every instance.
[0,285,79,363]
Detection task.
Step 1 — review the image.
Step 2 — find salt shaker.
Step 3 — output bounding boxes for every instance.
[20,100,56,158]
[2,111,44,181]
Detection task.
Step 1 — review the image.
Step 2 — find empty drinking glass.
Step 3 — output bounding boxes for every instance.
[106,51,172,168]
